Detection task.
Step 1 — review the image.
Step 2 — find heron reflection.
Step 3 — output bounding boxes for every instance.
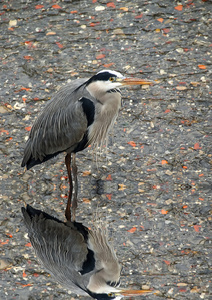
[22,204,152,299]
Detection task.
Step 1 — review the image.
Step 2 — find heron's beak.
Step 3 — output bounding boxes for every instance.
[118,288,153,297]
[117,77,153,86]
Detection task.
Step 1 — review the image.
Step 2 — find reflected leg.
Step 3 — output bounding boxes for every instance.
[71,153,78,221]
[65,153,72,221]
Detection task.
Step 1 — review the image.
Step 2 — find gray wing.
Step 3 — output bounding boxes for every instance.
[22,207,90,295]
[22,78,94,165]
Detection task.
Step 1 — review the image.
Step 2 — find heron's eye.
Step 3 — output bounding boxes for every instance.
[109,77,115,82]
[108,292,115,297]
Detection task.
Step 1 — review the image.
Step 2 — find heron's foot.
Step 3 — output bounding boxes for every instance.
[65,206,71,222]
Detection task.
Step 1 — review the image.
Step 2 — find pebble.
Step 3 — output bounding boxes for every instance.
[95,6,105,11]
[0,259,12,270]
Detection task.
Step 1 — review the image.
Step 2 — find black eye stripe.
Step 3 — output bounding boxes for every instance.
[90,72,118,82]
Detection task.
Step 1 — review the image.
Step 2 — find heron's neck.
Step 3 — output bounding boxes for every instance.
[87,92,121,148]
[87,271,120,294]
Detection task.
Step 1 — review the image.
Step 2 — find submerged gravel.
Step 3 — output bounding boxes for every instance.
[0,0,211,299]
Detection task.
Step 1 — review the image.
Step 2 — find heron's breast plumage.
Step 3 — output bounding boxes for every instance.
[87,92,121,149]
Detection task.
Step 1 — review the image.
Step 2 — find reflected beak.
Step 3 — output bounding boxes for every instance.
[118,288,153,297]
[117,77,153,86]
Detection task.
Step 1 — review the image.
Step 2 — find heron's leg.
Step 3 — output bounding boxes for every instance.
[65,153,72,221]
[71,153,78,221]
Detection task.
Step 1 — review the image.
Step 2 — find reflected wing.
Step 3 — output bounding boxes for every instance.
[22,205,90,294]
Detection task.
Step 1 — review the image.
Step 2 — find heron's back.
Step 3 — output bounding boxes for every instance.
[21,78,92,169]
[22,205,91,295]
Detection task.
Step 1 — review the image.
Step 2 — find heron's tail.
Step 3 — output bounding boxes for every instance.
[22,204,63,225]
[21,140,62,170]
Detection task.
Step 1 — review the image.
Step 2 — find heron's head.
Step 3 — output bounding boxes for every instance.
[85,70,152,98]
[86,278,152,300]
[87,285,153,300]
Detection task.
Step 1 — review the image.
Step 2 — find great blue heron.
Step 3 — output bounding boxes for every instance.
[21,70,152,221]
[22,204,152,299]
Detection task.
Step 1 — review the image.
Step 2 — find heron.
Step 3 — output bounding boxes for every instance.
[21,70,152,221]
[22,204,153,299]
